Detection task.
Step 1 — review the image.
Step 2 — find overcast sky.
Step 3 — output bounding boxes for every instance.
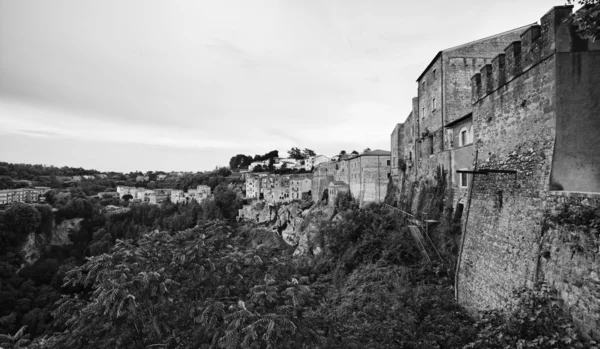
[0,0,560,172]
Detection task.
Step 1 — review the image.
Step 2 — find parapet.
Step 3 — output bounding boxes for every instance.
[470,5,600,103]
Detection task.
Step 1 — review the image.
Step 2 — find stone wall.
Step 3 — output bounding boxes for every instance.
[540,191,600,339]
[457,5,600,340]
[552,51,600,192]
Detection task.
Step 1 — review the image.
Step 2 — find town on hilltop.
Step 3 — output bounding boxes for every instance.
[0,4,599,347]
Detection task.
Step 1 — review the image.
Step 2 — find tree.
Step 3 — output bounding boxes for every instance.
[287,147,304,160]
[351,150,359,155]
[229,155,253,170]
[122,194,133,201]
[568,0,600,41]
[50,221,324,349]
[339,150,346,155]
[253,150,279,162]
[301,148,316,158]
[1,203,42,248]
[363,148,371,153]
[0,326,30,348]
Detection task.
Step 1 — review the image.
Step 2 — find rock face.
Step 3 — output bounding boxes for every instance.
[20,217,82,266]
[239,200,335,256]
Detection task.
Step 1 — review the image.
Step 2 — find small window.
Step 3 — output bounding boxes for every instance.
[409,152,412,161]
[429,136,434,155]
[386,159,391,166]
[459,127,468,147]
[432,98,436,111]
[433,69,437,80]
[387,173,391,178]
[392,156,396,166]
[460,169,469,188]
[422,107,425,119]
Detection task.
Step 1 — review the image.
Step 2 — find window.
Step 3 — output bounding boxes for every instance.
[433,69,437,80]
[422,107,425,119]
[460,169,469,188]
[422,81,426,90]
[429,136,434,155]
[409,151,412,161]
[392,156,395,166]
[387,173,391,178]
[459,127,468,147]
[387,159,391,166]
[432,97,436,111]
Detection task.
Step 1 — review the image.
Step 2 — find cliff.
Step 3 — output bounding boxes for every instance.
[238,200,335,256]
[20,217,82,266]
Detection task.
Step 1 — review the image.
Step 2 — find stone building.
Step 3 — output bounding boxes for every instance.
[455,5,600,339]
[346,149,391,204]
[289,175,312,200]
[0,187,50,205]
[392,23,531,213]
[327,181,350,206]
[390,123,405,184]
[245,176,262,199]
[310,161,337,202]
[305,155,330,171]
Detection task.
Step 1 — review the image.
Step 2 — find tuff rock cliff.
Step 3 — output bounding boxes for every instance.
[238,200,335,256]
[20,217,82,266]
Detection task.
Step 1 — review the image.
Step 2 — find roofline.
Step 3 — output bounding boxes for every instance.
[416,51,442,82]
[444,112,473,128]
[346,152,391,160]
[416,23,534,82]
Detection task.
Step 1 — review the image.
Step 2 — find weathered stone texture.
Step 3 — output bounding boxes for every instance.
[540,192,600,339]
[458,5,600,340]
[459,53,557,310]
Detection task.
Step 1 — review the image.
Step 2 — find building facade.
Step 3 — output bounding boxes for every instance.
[456,7,600,338]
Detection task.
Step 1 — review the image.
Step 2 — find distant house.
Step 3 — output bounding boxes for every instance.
[83,175,95,180]
[135,175,146,182]
[305,155,330,171]
[98,191,118,199]
[157,174,167,180]
[72,176,83,182]
[0,187,50,205]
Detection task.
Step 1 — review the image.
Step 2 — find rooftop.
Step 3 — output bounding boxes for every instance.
[416,23,534,82]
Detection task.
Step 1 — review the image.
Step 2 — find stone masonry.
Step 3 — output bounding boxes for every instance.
[456,6,600,339]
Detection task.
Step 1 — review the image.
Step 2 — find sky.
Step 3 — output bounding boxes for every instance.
[0,0,563,172]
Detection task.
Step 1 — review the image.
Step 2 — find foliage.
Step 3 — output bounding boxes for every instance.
[287,148,316,160]
[0,326,31,348]
[229,154,253,170]
[333,191,356,212]
[321,204,421,274]
[464,282,599,349]
[0,202,42,249]
[568,0,600,41]
[48,221,325,349]
[253,150,279,163]
[545,203,600,253]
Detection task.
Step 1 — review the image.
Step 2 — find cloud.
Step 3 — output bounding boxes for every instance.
[0,97,244,150]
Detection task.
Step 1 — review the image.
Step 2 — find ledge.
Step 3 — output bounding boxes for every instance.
[548,191,600,199]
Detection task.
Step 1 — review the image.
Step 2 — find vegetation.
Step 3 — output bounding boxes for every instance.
[0,170,597,348]
[568,0,600,41]
[287,148,316,160]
